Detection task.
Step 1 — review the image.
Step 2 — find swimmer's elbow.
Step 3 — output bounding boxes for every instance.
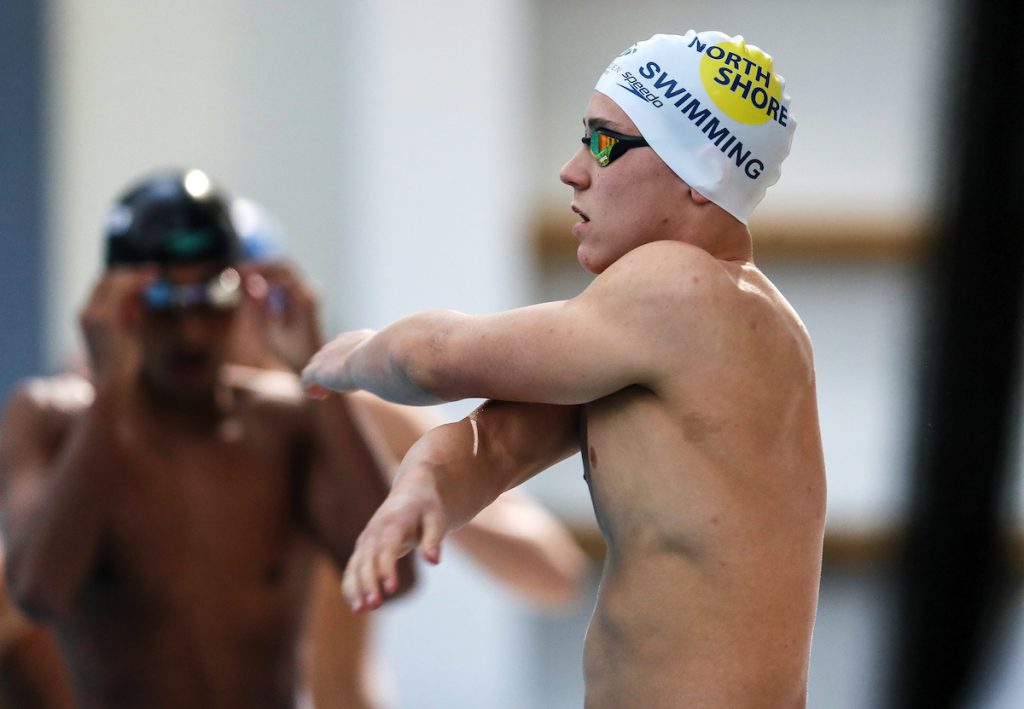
[387,312,467,403]
[3,552,72,622]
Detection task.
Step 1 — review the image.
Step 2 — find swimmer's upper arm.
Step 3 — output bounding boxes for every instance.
[0,386,70,535]
[302,396,416,596]
[0,382,104,619]
[408,241,716,404]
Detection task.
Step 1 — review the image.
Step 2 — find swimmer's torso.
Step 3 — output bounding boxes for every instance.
[579,257,826,709]
[29,370,322,709]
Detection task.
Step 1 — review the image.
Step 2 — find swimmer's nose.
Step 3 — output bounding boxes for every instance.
[174,310,222,347]
[560,145,591,189]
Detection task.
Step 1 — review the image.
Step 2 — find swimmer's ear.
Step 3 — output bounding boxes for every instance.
[689,188,711,205]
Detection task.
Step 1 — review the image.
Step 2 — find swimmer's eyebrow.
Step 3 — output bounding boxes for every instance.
[584,117,625,133]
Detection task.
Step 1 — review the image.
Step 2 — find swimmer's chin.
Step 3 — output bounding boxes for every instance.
[575,245,606,275]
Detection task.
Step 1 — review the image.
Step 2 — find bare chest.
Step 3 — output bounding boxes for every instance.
[580,387,710,546]
[97,420,310,611]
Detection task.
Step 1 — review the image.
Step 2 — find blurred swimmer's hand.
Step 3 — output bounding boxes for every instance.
[341,438,447,612]
[78,268,156,393]
[300,329,376,398]
[241,262,323,373]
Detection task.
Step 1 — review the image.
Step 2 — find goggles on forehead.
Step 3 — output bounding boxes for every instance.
[582,128,650,167]
[142,267,242,312]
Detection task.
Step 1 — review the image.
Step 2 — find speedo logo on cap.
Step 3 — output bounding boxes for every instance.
[691,36,789,128]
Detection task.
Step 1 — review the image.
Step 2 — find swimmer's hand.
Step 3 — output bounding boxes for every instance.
[241,262,323,373]
[341,473,447,613]
[79,268,156,391]
[300,330,377,399]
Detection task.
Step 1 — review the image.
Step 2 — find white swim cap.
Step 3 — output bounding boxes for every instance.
[594,31,796,224]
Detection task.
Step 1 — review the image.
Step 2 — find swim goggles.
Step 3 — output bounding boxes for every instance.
[583,128,650,167]
[142,267,242,311]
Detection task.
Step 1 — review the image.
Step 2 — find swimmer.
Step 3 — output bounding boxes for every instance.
[0,169,413,709]
[228,197,589,708]
[303,31,827,708]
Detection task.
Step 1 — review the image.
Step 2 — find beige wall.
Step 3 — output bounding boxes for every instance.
[46,0,346,364]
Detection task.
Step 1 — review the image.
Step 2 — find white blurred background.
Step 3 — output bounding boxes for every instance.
[5,0,1023,707]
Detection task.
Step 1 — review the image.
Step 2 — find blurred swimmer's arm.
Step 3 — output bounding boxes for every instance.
[0,271,151,621]
[301,561,386,709]
[342,400,580,612]
[0,382,114,622]
[247,263,417,597]
[304,394,416,600]
[449,493,588,609]
[350,393,588,608]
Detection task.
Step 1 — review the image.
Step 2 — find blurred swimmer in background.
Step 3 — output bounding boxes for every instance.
[0,168,414,708]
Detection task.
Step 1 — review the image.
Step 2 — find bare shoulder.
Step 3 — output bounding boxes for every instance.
[613,241,802,323]
[219,366,317,444]
[587,240,738,309]
[586,241,813,384]
[1,373,93,437]
[583,240,768,333]
[222,364,305,405]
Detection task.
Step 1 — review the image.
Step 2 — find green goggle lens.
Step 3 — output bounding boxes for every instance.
[582,129,650,167]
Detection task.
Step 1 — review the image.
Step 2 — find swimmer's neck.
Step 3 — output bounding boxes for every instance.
[137,374,235,431]
[677,212,752,264]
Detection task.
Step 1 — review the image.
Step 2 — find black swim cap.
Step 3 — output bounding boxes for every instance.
[104,169,240,267]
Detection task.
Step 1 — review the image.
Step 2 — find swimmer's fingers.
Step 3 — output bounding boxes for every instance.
[378,497,448,582]
[345,536,386,613]
[339,546,365,610]
[242,261,318,329]
[343,491,446,611]
[344,516,412,612]
[240,262,325,372]
[300,330,376,396]
[81,268,155,325]
[79,268,156,380]
[305,383,333,401]
[250,262,318,311]
[300,353,330,396]
[419,508,445,565]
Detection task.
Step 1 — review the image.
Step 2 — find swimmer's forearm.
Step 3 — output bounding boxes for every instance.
[402,401,581,530]
[342,401,579,611]
[335,311,466,405]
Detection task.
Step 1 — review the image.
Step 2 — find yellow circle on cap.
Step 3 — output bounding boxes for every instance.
[700,41,781,125]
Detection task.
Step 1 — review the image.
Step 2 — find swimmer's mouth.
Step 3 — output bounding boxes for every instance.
[572,205,589,223]
[167,351,214,375]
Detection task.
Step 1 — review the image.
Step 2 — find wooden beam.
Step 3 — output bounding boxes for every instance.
[568,524,1024,573]
[532,211,933,263]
